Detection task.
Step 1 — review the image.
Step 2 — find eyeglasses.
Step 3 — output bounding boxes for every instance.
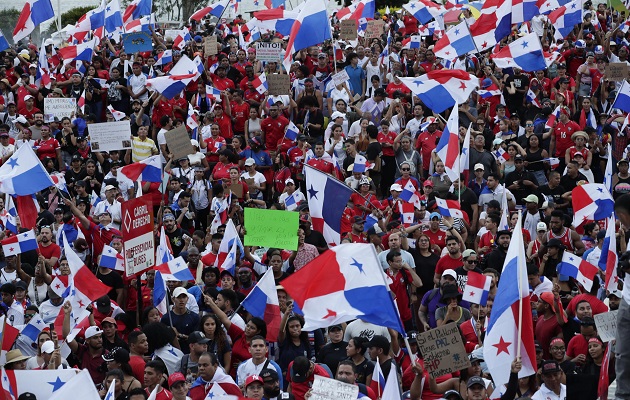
[526,123,534,127]
[551,346,565,351]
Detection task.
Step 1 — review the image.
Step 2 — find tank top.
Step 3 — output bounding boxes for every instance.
[547,228,575,251]
[247,118,261,133]
[526,148,544,171]
[614,174,630,199]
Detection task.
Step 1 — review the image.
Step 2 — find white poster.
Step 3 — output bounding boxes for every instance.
[88,120,132,152]
[44,98,76,123]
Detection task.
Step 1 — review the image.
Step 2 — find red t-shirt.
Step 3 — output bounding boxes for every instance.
[215,113,233,140]
[423,228,447,250]
[378,131,397,157]
[230,101,250,133]
[307,158,334,175]
[387,268,413,321]
[204,136,227,163]
[227,323,251,378]
[434,254,463,277]
[35,137,60,160]
[415,130,442,170]
[211,162,237,182]
[261,115,290,150]
[88,222,122,263]
[535,314,562,359]
[39,243,61,270]
[286,362,331,400]
[129,354,146,383]
[552,120,581,157]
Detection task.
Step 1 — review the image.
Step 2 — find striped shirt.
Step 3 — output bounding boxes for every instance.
[131,137,157,162]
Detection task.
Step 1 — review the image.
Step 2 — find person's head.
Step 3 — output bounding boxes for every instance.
[388,233,401,250]
[4,349,28,370]
[576,299,593,320]
[346,336,368,358]
[286,315,304,339]
[260,368,281,398]
[495,230,511,250]
[101,317,118,339]
[290,356,314,383]
[144,360,167,388]
[540,360,562,393]
[486,173,500,189]
[84,325,103,350]
[128,330,148,356]
[249,335,267,361]
[446,236,460,255]
[367,335,390,360]
[466,376,487,400]
[216,289,237,311]
[335,360,357,384]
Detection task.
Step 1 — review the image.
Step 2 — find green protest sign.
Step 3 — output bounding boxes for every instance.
[244,208,299,250]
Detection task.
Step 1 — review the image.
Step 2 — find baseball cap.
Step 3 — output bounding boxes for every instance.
[96,295,111,314]
[285,178,295,185]
[168,372,187,387]
[359,177,370,186]
[537,222,548,232]
[24,95,34,101]
[539,292,556,312]
[366,335,390,350]
[367,225,386,237]
[327,324,343,332]
[523,194,539,203]
[467,376,485,388]
[260,368,280,381]
[17,394,36,400]
[541,360,561,374]
[173,287,188,298]
[104,184,117,191]
[245,375,264,388]
[244,157,256,166]
[188,331,210,344]
[290,356,312,383]
[474,163,485,171]
[390,183,403,192]
[443,269,457,279]
[423,180,434,187]
[462,249,476,258]
[352,216,365,224]
[41,340,55,354]
[547,238,564,249]
[429,212,441,220]
[15,281,27,291]
[102,347,130,363]
[493,138,504,146]
[102,316,117,326]
[163,213,176,222]
[85,326,102,339]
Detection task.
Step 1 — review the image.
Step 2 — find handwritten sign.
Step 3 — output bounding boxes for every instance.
[340,20,358,40]
[267,74,291,95]
[164,125,194,161]
[310,375,359,400]
[164,29,180,41]
[88,120,132,152]
[332,70,350,88]
[417,322,471,378]
[44,98,76,123]
[365,20,384,42]
[606,63,629,81]
[594,310,618,342]
[256,42,283,62]
[122,32,153,53]
[244,208,299,250]
[205,36,218,56]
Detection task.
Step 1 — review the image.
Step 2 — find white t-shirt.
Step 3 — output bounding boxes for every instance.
[240,171,266,199]
[343,319,391,342]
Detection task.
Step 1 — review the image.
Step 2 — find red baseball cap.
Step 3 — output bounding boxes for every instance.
[168,372,186,387]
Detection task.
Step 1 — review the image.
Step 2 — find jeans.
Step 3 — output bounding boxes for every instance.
[616,299,630,399]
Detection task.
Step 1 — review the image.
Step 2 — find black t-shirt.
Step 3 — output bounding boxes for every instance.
[457,188,478,222]
[96,269,124,301]
[538,184,567,208]
[560,172,588,194]
[411,250,439,298]
[316,340,348,375]
[352,357,375,385]
[454,266,483,291]
[166,227,186,256]
[366,142,382,172]
[504,74,530,104]
[305,229,327,250]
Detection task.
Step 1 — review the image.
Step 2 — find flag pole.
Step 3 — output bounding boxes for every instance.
[516,213,524,358]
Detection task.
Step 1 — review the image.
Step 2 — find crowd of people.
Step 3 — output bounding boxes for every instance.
[0,1,630,399]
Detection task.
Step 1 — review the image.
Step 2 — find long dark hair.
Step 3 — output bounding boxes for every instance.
[200,314,228,356]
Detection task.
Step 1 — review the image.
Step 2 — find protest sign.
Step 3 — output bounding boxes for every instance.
[89,120,132,152]
[205,36,218,55]
[164,29,180,40]
[244,208,299,250]
[606,63,628,81]
[340,20,358,40]
[256,42,283,62]
[332,70,350,88]
[267,74,291,95]
[44,98,76,123]
[310,375,359,400]
[594,310,618,342]
[365,20,384,41]
[122,32,153,53]
[122,194,155,277]
[164,125,194,160]
[417,322,471,378]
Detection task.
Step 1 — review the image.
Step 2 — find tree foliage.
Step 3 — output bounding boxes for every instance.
[0,9,20,46]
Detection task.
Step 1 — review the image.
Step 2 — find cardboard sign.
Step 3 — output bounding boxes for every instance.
[332,70,350,88]
[244,208,299,250]
[164,125,194,161]
[256,42,283,62]
[229,183,243,198]
[606,63,628,81]
[44,98,76,123]
[267,74,291,95]
[122,194,155,277]
[310,375,359,400]
[365,20,384,42]
[205,36,218,56]
[594,310,618,342]
[340,20,358,40]
[122,32,153,53]
[417,322,471,378]
[88,120,132,152]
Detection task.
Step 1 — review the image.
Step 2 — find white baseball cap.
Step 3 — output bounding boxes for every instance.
[41,340,55,354]
[173,287,188,298]
[85,326,102,339]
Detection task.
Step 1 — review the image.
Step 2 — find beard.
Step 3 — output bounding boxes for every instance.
[264,387,280,398]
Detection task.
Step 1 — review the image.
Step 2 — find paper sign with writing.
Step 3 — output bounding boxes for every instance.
[244,208,299,250]
[417,322,471,378]
[267,74,291,95]
[332,70,350,88]
[340,20,358,40]
[164,125,194,160]
[256,42,283,62]
[205,36,218,56]
[606,63,628,81]
[89,120,132,152]
[310,375,359,400]
[44,98,76,123]
[164,30,180,41]
[365,20,384,41]
[594,310,618,342]
[122,32,153,53]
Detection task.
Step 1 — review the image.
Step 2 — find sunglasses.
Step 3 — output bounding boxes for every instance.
[467,260,479,264]
[401,168,410,171]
